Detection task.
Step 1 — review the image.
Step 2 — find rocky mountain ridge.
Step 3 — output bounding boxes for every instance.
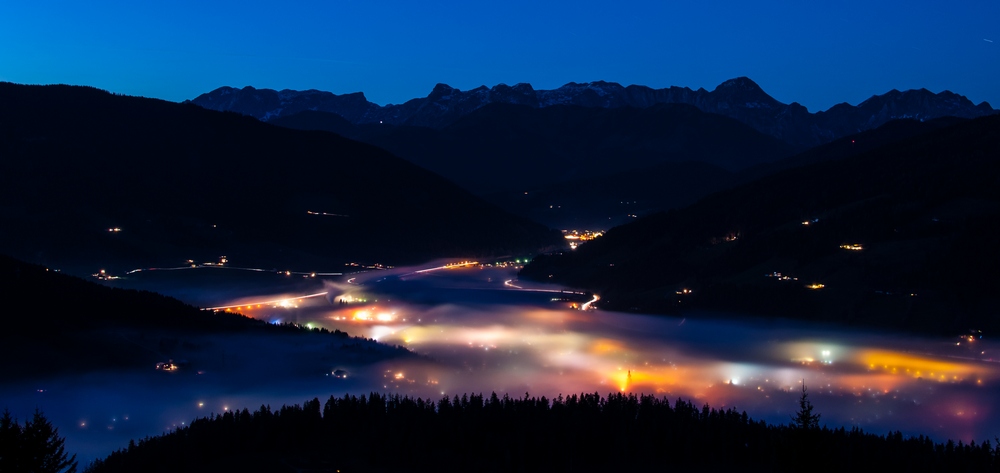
[190,77,996,148]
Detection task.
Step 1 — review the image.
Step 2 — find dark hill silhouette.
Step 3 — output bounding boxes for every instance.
[272,102,797,193]
[0,83,562,273]
[521,115,1000,334]
[0,254,404,381]
[739,116,969,181]
[487,117,972,229]
[271,103,796,228]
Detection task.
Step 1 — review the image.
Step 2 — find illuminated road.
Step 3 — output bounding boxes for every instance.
[202,291,330,311]
[580,294,600,310]
[399,261,479,277]
[503,279,587,296]
[127,265,342,277]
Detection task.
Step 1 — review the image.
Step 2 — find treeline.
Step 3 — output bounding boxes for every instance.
[86,392,999,473]
[1,409,77,473]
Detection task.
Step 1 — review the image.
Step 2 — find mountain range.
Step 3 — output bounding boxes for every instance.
[0,83,561,274]
[267,103,797,214]
[190,77,996,148]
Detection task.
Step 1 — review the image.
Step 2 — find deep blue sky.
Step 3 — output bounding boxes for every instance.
[2,0,997,112]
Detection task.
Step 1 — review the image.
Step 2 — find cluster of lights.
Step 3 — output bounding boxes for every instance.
[562,231,603,250]
[766,271,798,281]
[155,361,178,371]
[711,232,740,244]
[92,269,121,280]
[345,262,393,269]
[352,308,398,322]
[860,349,978,383]
[486,260,527,268]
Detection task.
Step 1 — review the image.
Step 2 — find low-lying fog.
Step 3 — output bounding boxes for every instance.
[3,260,998,465]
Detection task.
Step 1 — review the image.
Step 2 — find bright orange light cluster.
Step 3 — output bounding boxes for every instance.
[855,349,981,383]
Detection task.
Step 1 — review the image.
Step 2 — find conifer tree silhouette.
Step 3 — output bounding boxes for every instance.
[792,380,820,429]
[21,409,77,473]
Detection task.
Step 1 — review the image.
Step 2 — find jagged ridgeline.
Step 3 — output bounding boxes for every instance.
[191,78,996,149]
[85,392,1000,473]
[0,83,562,272]
[521,114,1000,334]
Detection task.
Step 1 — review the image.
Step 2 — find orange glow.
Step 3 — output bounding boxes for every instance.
[855,350,982,382]
[589,338,625,354]
[201,291,328,311]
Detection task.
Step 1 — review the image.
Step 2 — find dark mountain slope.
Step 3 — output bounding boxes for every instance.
[491,117,972,229]
[272,103,796,197]
[521,115,1000,334]
[0,83,561,273]
[0,255,404,381]
[739,116,969,181]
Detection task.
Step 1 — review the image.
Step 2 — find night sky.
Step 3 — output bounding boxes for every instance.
[2,0,997,112]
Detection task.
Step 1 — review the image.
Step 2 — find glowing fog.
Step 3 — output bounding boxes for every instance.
[3,260,998,465]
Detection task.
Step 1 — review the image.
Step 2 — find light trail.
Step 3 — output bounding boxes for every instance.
[399,261,479,277]
[504,279,522,289]
[504,279,586,296]
[580,294,600,311]
[126,265,342,277]
[201,291,329,311]
[306,210,349,217]
[126,266,200,274]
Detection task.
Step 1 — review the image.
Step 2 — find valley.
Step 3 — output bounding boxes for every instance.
[5,258,1000,467]
[2,73,999,471]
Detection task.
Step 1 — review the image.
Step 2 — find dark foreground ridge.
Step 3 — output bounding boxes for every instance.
[86,391,1000,473]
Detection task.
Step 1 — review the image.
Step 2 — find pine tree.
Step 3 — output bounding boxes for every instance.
[1,409,23,472]
[792,380,820,429]
[20,409,77,473]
